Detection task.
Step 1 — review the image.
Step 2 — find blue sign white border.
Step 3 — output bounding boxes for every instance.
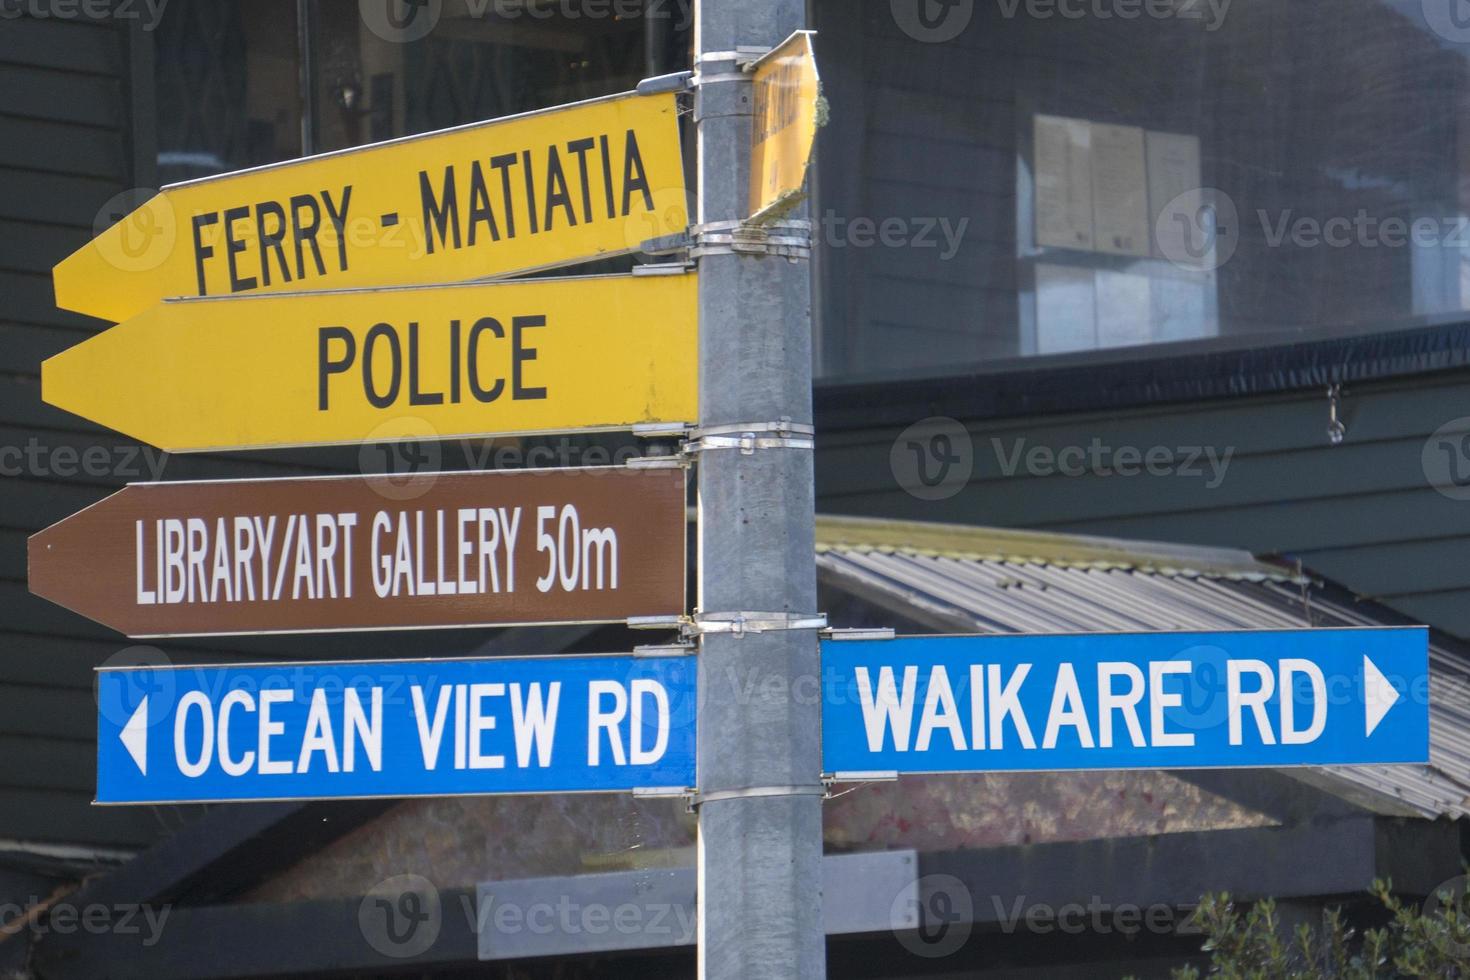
[819,626,1432,781]
[94,649,699,807]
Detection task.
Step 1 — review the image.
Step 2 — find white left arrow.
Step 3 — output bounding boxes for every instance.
[120,697,148,775]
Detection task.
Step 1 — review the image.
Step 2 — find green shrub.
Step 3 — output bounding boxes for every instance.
[1145,878,1470,979]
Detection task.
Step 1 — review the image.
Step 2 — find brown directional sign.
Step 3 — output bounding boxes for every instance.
[28,465,686,638]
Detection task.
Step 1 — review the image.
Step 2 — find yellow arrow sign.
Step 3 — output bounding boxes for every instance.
[749,31,822,221]
[42,273,697,453]
[56,91,688,324]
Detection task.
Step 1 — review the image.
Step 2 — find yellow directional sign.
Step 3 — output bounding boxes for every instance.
[42,273,697,453]
[749,31,822,222]
[55,91,688,324]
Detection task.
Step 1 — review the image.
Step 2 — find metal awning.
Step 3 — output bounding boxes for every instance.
[815,515,1470,820]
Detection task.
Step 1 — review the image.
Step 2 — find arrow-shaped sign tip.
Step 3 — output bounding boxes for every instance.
[1363,655,1402,738]
[120,696,148,775]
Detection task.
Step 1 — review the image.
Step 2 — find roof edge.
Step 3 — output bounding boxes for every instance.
[815,514,1304,582]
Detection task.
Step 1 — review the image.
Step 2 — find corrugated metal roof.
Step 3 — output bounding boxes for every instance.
[814,515,1470,821]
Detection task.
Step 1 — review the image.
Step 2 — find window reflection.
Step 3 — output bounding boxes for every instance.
[154,0,303,184]
[815,0,1470,379]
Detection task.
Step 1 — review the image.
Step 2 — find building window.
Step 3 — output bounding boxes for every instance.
[814,0,1470,382]
[153,0,304,184]
[153,1,686,181]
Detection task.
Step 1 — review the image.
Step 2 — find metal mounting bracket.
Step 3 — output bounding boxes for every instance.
[634,642,697,659]
[632,786,696,801]
[636,70,694,95]
[688,784,826,812]
[691,219,812,259]
[823,628,897,642]
[687,612,828,638]
[627,615,686,632]
[682,419,815,455]
[632,260,696,276]
[623,456,687,471]
[825,772,900,784]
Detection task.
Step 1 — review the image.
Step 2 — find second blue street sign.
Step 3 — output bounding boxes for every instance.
[821,628,1430,778]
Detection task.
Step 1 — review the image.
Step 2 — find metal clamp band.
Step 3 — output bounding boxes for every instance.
[691,220,812,260]
[688,612,828,637]
[693,71,752,87]
[683,420,815,456]
[692,219,811,235]
[695,46,772,69]
[691,784,827,809]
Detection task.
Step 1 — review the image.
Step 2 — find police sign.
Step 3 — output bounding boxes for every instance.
[42,272,697,453]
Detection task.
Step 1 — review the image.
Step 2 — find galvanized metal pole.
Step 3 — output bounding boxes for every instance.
[692,0,826,977]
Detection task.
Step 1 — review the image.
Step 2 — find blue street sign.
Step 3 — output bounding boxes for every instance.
[96,654,697,804]
[821,629,1429,778]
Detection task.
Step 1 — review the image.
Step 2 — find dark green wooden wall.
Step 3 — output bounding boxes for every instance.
[816,370,1470,638]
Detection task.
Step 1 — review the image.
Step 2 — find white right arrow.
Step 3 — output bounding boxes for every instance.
[1363,656,1401,738]
[120,697,148,775]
